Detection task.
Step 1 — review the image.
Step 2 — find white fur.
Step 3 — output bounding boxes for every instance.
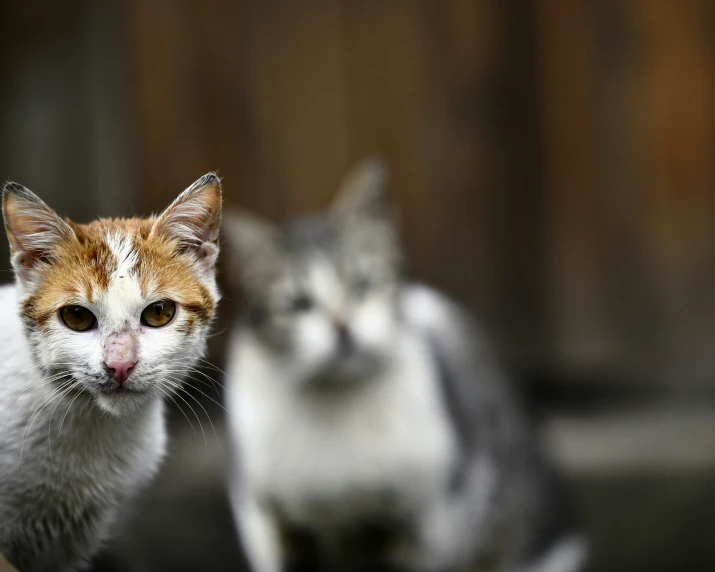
[0,284,167,572]
[265,256,401,384]
[105,232,139,281]
[227,285,465,572]
[17,231,208,418]
[227,284,585,572]
[517,535,588,572]
[0,174,221,570]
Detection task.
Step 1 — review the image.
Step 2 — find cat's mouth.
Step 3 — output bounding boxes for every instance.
[93,379,154,416]
[98,384,147,396]
[311,353,384,387]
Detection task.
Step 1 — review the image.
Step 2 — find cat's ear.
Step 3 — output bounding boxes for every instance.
[2,182,76,284]
[151,173,223,271]
[331,158,404,269]
[222,210,282,289]
[330,157,395,227]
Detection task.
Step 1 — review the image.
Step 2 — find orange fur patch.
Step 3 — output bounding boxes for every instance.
[21,216,217,329]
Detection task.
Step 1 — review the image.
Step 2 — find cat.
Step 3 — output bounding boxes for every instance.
[223,159,586,572]
[0,173,222,572]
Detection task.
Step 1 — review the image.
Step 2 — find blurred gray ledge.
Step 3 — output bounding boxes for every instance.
[544,406,715,476]
[93,402,715,572]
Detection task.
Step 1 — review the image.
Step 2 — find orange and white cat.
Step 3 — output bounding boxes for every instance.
[0,174,222,572]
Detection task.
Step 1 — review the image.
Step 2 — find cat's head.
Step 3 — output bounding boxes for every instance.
[224,158,404,385]
[2,174,222,415]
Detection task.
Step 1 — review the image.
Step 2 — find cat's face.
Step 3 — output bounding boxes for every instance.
[2,174,222,415]
[225,159,404,385]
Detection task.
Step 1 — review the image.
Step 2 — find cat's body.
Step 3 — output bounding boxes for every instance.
[225,160,585,572]
[0,175,222,571]
[227,287,456,568]
[0,287,167,571]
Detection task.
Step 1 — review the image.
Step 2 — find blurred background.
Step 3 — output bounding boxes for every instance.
[2,1,715,570]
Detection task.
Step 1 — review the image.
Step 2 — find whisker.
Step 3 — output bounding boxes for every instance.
[155,386,197,438]
[196,358,228,376]
[6,362,77,384]
[11,371,73,410]
[159,384,205,444]
[163,366,227,394]
[186,367,227,393]
[47,380,81,467]
[58,383,86,437]
[183,369,223,396]
[161,378,218,448]
[18,378,75,469]
[206,322,229,339]
[165,374,227,412]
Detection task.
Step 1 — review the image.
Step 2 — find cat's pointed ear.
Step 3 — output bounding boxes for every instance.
[3,182,76,284]
[330,157,394,226]
[330,158,404,269]
[222,210,282,289]
[151,173,223,270]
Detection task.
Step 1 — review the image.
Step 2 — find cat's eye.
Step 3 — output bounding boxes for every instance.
[141,300,176,328]
[60,305,97,332]
[289,294,314,313]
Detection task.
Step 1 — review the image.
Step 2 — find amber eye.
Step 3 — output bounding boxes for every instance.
[60,305,97,332]
[141,300,176,328]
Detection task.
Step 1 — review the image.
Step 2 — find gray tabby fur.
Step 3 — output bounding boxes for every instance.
[224,159,586,572]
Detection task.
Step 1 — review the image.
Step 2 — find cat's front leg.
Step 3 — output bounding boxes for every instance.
[234,498,323,572]
[232,494,283,572]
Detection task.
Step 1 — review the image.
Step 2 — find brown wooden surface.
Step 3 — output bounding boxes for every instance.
[121,0,715,387]
[124,0,549,364]
[1,1,714,389]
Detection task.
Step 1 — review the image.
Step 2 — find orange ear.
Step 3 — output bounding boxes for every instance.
[151,173,222,267]
[2,182,75,283]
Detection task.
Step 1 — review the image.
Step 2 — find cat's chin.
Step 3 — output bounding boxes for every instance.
[94,387,154,416]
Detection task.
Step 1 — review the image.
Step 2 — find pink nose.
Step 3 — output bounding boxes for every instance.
[104,361,137,385]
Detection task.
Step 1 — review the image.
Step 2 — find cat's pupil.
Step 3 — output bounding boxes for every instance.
[60,304,96,331]
[140,299,176,327]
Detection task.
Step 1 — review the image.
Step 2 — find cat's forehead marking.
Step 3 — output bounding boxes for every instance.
[105,232,139,280]
[309,258,341,300]
[288,256,344,313]
[96,231,144,330]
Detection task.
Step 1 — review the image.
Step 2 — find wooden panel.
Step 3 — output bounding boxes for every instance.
[242,0,348,215]
[123,0,715,387]
[0,0,136,275]
[125,0,259,213]
[340,0,431,276]
[534,0,715,385]
[627,0,715,384]
[342,0,545,357]
[534,0,612,368]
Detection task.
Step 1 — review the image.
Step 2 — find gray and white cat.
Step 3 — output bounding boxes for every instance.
[223,159,586,572]
[0,174,222,571]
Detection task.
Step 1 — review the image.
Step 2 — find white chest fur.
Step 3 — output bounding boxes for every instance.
[227,326,457,526]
